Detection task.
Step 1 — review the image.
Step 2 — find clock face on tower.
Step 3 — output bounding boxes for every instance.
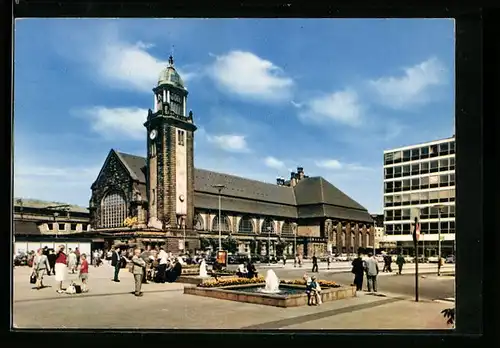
[149,129,157,140]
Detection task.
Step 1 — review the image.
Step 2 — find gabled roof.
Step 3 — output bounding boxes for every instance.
[113,151,371,222]
[293,177,366,211]
[194,169,296,206]
[115,151,147,183]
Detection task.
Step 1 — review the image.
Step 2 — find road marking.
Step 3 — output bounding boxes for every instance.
[240,297,403,329]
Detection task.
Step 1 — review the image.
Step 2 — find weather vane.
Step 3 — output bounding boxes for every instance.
[168,45,175,66]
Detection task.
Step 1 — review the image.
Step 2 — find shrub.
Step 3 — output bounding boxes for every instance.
[441,307,455,327]
[198,276,265,288]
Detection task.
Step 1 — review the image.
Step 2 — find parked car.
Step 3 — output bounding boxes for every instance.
[334,254,348,262]
[14,253,28,266]
[250,254,263,263]
[375,255,385,263]
[427,256,439,263]
[404,255,415,263]
[319,254,331,262]
[445,255,455,263]
[261,255,278,264]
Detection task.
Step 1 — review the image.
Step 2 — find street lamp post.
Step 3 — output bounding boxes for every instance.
[293,225,297,257]
[267,226,271,266]
[182,215,186,254]
[212,184,226,251]
[433,204,445,276]
[53,212,59,239]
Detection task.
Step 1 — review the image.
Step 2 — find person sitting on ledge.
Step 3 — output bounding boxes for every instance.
[212,260,223,272]
[236,263,248,278]
[246,261,258,278]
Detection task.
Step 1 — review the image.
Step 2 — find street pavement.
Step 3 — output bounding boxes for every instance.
[12,264,454,329]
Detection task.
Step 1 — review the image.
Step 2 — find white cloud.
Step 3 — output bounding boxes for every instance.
[206,134,250,153]
[14,163,100,207]
[368,57,447,109]
[208,51,293,102]
[291,100,303,108]
[315,159,372,171]
[298,89,363,127]
[264,156,286,170]
[94,38,196,93]
[81,106,147,141]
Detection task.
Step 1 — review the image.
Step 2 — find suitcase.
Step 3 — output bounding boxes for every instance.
[74,284,82,294]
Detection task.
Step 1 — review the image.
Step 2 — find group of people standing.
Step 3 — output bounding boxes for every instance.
[31,245,89,293]
[109,245,184,297]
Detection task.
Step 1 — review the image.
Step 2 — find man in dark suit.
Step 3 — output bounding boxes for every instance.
[111,247,122,282]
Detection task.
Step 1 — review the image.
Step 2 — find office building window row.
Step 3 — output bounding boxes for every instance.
[384,188,455,207]
[384,174,455,194]
[385,221,455,235]
[385,205,455,221]
[384,157,455,179]
[384,140,455,165]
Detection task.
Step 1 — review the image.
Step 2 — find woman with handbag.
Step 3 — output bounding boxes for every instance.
[32,249,50,290]
[54,245,69,293]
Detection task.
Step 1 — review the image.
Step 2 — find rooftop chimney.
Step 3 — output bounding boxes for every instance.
[297,166,305,180]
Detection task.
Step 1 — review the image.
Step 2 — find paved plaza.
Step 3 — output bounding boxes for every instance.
[13,263,453,330]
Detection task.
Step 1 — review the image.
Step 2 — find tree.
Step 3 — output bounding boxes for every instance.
[200,237,211,250]
[222,236,238,253]
[249,239,257,255]
[275,240,290,257]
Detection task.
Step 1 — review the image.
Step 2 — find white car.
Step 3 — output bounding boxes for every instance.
[427,256,439,263]
[375,255,385,263]
[404,255,414,263]
[446,255,455,263]
[334,254,348,262]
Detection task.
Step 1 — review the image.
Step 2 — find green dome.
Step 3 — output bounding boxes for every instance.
[157,56,185,89]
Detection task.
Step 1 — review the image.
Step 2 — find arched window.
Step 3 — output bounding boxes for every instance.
[212,214,231,232]
[261,217,275,234]
[281,221,294,236]
[194,214,204,231]
[101,191,127,228]
[238,216,254,233]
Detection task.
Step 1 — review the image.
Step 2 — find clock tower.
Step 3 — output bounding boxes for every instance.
[144,55,197,231]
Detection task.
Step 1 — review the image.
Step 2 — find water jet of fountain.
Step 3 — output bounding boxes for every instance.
[261,269,280,293]
[199,259,208,278]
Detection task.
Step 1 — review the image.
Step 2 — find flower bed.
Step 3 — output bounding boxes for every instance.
[280,279,340,288]
[198,276,265,288]
[209,270,237,276]
[197,277,341,288]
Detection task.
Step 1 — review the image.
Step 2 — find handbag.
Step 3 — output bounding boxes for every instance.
[30,272,36,284]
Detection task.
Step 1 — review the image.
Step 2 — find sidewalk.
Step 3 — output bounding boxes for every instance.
[13,265,452,329]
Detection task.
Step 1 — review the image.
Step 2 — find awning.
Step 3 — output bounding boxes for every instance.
[92,238,105,242]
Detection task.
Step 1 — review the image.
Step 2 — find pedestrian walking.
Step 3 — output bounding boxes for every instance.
[311,254,318,272]
[47,249,56,275]
[132,248,146,296]
[364,252,379,292]
[351,252,365,291]
[54,245,68,293]
[141,245,152,284]
[327,255,331,270]
[294,254,298,268]
[111,247,122,282]
[32,248,50,290]
[282,255,286,266]
[68,249,77,274]
[385,255,393,272]
[396,253,405,275]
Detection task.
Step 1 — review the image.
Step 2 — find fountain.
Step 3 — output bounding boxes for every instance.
[258,270,281,293]
[199,259,208,278]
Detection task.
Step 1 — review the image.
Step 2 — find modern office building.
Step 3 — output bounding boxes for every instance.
[383,136,455,256]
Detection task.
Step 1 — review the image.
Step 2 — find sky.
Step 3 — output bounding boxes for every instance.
[13,18,455,213]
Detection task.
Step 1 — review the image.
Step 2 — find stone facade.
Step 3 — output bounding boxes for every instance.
[88,58,375,256]
[89,151,135,228]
